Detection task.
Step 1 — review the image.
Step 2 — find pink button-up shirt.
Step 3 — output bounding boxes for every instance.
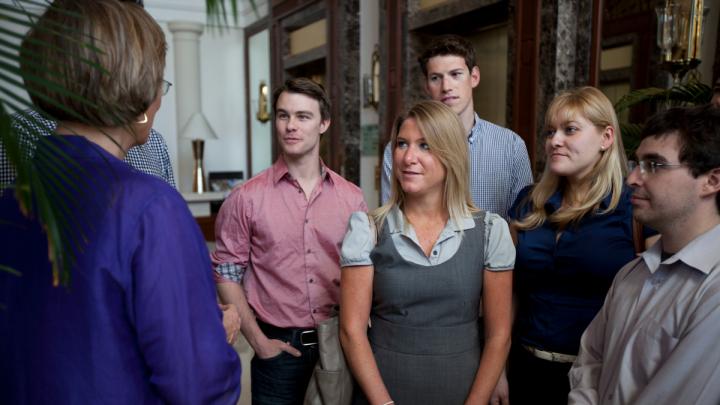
[212,158,367,328]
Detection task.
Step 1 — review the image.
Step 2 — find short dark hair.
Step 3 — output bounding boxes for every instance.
[640,104,720,211]
[417,35,477,77]
[272,78,331,121]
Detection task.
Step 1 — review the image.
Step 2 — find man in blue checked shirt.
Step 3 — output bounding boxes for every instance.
[380,35,533,220]
[1,109,176,188]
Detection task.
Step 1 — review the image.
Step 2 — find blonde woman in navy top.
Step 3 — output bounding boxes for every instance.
[506,87,655,404]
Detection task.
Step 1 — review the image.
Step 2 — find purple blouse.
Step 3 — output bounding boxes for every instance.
[0,136,240,404]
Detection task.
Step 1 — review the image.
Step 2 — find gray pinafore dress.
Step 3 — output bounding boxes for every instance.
[356,212,486,405]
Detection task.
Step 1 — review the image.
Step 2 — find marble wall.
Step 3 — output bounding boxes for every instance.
[337,0,362,185]
[536,0,594,171]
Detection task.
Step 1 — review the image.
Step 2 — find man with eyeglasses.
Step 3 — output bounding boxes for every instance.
[1,79,175,188]
[568,105,720,405]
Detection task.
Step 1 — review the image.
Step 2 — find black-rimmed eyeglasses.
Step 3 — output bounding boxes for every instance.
[162,80,172,96]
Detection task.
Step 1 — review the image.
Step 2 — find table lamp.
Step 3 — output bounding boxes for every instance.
[180,111,218,193]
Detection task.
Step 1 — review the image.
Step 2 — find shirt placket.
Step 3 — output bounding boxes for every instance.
[302,180,323,324]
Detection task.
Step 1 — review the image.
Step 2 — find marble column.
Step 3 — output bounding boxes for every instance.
[535,0,594,171]
[168,22,204,192]
[337,0,361,185]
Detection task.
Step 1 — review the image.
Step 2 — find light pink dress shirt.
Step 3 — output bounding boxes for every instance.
[212,157,367,328]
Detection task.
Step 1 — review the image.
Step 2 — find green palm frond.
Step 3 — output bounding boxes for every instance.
[619,122,643,158]
[0,1,120,283]
[206,0,258,27]
[614,78,712,159]
[615,79,713,112]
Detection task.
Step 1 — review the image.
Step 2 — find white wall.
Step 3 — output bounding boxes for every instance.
[147,0,267,191]
[247,29,273,177]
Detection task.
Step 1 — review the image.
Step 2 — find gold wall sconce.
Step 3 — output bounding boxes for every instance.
[363,45,380,109]
[256,81,270,123]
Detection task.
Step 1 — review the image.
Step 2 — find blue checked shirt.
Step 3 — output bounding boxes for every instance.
[381,113,533,219]
[1,110,176,188]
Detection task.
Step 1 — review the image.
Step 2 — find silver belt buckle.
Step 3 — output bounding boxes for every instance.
[300,329,318,346]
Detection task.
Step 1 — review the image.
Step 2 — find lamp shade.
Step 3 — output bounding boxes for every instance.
[179,111,218,140]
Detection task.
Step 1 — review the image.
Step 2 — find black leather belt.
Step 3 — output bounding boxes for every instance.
[257,320,318,347]
[299,329,318,346]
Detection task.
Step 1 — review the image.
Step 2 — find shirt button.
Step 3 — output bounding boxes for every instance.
[305,219,309,223]
[432,250,438,256]
[312,309,317,314]
[307,249,312,254]
[298,188,302,193]
[309,278,314,283]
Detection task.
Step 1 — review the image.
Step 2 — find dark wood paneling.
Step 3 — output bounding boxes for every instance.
[511,0,540,169]
[382,0,404,148]
[589,0,604,86]
[409,0,505,31]
[196,215,217,242]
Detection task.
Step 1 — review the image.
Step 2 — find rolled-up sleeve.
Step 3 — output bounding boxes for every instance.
[340,211,375,267]
[484,213,515,271]
[211,189,251,283]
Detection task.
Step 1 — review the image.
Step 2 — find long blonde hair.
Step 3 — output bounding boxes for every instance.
[514,86,627,230]
[373,100,477,230]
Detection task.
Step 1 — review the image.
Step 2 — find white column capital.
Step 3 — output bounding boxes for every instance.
[168,21,204,37]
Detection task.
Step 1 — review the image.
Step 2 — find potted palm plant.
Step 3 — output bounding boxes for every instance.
[614,77,713,157]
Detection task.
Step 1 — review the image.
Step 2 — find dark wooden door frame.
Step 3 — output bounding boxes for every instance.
[382,0,404,150]
[382,1,544,171]
[270,0,351,175]
[510,0,540,171]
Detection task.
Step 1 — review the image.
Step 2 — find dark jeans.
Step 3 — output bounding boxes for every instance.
[507,343,573,405]
[251,322,319,405]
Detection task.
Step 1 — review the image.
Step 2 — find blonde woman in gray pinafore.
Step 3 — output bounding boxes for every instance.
[339,100,515,405]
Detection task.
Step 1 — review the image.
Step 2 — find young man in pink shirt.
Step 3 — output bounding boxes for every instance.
[212,78,367,404]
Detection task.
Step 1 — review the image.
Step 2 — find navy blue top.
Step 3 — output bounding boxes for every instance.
[0,136,240,404]
[509,184,652,354]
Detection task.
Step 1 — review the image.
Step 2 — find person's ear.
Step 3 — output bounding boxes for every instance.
[700,167,720,198]
[319,119,330,134]
[600,126,615,151]
[470,66,480,88]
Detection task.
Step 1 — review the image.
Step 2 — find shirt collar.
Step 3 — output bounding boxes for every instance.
[386,205,475,236]
[271,156,331,185]
[642,223,720,275]
[467,112,483,144]
[544,186,616,213]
